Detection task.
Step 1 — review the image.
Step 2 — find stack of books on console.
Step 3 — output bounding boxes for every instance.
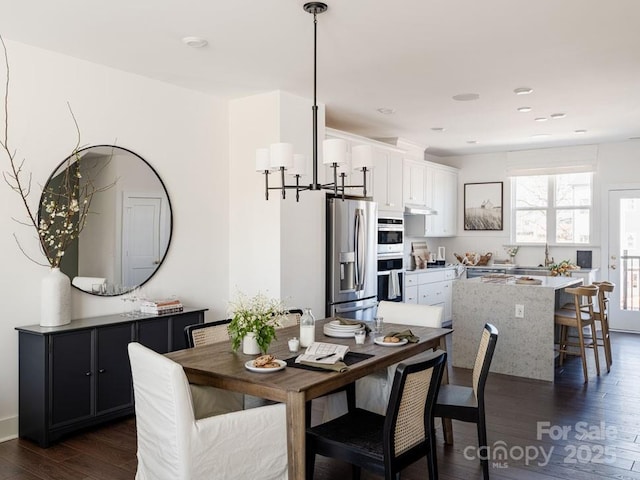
[140,298,184,315]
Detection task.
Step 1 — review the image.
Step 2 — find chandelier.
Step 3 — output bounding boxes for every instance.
[255,2,372,201]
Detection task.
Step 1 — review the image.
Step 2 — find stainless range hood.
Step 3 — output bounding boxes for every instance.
[404,205,437,215]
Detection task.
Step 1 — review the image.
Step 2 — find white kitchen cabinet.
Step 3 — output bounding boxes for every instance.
[403,269,455,324]
[373,149,403,213]
[429,165,458,236]
[405,162,458,237]
[403,159,427,206]
[325,128,403,202]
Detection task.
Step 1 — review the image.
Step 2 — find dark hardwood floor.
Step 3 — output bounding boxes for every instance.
[2,331,639,479]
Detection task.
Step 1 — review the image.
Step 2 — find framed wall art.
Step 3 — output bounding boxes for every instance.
[464,182,503,231]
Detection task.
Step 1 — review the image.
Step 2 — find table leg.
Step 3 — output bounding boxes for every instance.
[286,391,307,480]
[439,336,454,444]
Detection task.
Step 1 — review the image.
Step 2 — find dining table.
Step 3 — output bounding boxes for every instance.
[165,318,453,480]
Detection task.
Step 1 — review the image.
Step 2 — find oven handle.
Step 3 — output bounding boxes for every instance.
[377,270,405,277]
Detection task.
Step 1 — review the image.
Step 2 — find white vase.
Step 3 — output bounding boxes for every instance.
[40,267,71,327]
[242,332,261,355]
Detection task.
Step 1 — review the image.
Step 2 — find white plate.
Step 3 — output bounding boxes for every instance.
[323,324,364,338]
[244,359,286,373]
[374,336,409,347]
[328,320,363,330]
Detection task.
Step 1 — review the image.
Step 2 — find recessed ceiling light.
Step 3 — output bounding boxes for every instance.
[517,107,532,113]
[514,87,533,95]
[531,133,551,138]
[182,36,208,48]
[535,117,548,122]
[466,140,478,144]
[431,127,446,132]
[550,113,566,119]
[574,130,587,135]
[376,107,396,115]
[452,93,480,102]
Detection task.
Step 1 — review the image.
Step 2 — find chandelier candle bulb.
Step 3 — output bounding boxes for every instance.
[269,143,293,169]
[287,154,307,176]
[352,144,374,170]
[255,148,270,171]
[322,138,347,165]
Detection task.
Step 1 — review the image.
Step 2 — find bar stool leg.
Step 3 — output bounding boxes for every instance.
[590,320,600,377]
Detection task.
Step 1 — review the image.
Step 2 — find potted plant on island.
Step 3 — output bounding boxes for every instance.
[228,292,288,355]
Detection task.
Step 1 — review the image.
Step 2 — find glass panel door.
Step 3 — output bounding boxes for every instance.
[608,189,640,332]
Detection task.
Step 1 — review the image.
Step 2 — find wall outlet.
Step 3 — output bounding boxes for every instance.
[515,304,525,318]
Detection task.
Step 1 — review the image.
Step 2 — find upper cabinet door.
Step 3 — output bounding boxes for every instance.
[427,164,458,237]
[373,149,403,213]
[403,159,427,206]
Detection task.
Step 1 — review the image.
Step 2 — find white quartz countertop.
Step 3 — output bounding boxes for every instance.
[464,275,581,289]
[405,266,457,274]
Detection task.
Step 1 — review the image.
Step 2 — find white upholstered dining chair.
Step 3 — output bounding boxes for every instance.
[355,301,444,415]
[128,342,288,480]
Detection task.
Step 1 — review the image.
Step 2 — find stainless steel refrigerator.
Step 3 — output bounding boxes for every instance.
[326,196,378,320]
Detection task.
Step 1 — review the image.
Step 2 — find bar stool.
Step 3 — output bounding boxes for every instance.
[593,281,615,372]
[555,285,600,383]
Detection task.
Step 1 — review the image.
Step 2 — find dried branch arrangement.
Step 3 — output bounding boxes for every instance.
[0,36,115,267]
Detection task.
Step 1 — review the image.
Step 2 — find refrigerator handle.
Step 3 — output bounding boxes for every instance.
[335,301,378,314]
[354,208,365,291]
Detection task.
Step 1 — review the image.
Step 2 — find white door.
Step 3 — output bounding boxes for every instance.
[608,189,640,332]
[122,195,162,287]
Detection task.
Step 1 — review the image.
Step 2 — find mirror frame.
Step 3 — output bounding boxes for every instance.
[39,145,173,296]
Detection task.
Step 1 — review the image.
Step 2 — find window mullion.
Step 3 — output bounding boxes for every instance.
[548,176,555,243]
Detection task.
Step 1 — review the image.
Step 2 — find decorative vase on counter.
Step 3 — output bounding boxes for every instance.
[242,332,262,355]
[40,267,71,327]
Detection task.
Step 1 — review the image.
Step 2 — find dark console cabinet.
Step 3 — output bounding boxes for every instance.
[16,308,206,447]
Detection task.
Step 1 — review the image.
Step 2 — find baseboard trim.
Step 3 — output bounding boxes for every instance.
[0,416,18,443]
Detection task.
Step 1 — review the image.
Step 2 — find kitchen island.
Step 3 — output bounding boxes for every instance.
[452,275,582,381]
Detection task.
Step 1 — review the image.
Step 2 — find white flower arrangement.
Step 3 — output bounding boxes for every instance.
[227,292,288,353]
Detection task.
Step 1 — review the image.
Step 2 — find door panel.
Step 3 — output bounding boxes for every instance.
[122,195,162,286]
[137,318,170,353]
[608,189,640,332]
[51,331,92,426]
[96,324,134,414]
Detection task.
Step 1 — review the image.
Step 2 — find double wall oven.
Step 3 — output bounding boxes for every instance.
[377,216,404,303]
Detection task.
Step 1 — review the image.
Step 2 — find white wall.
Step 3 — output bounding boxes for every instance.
[0,39,229,439]
[228,91,326,316]
[424,141,640,275]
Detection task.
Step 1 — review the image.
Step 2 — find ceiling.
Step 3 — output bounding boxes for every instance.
[1,0,639,157]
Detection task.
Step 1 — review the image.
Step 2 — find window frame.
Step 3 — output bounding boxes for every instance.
[511,173,594,246]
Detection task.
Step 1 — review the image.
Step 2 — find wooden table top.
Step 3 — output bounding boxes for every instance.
[166,319,452,403]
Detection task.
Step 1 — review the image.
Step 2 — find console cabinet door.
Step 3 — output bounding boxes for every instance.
[50,330,93,427]
[137,317,170,353]
[170,313,202,351]
[96,324,134,414]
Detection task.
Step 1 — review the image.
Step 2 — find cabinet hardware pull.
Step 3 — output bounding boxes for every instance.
[99,369,106,373]
[85,372,91,376]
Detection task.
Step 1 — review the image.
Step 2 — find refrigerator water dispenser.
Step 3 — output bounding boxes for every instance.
[339,251,356,292]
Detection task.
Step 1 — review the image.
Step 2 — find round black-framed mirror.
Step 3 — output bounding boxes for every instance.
[39,145,173,296]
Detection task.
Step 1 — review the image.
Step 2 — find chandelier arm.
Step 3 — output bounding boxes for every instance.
[295,175,300,202]
[280,167,286,199]
[264,170,270,201]
[362,167,368,196]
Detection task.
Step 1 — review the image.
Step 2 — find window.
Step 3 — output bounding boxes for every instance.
[512,173,592,244]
